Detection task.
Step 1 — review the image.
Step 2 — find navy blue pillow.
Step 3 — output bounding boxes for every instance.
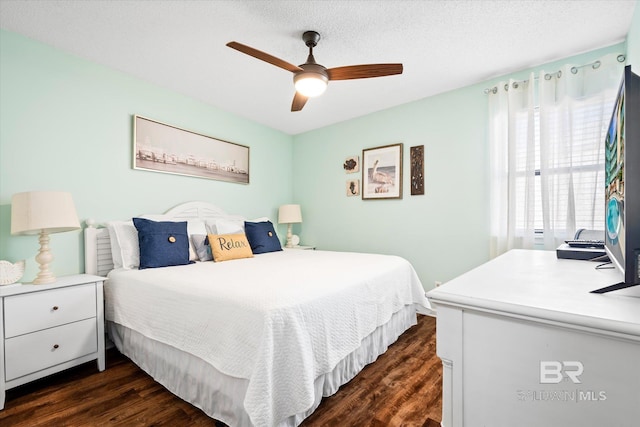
[133,217,191,269]
[244,221,283,254]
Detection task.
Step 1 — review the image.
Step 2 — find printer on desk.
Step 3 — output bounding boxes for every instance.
[556,229,608,261]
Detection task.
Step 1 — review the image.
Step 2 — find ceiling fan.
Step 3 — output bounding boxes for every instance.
[226,31,403,112]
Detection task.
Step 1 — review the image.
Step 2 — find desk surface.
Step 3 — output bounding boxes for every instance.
[427,249,640,339]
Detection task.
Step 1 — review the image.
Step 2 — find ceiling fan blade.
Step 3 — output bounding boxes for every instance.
[227,41,303,73]
[327,64,403,81]
[291,92,308,112]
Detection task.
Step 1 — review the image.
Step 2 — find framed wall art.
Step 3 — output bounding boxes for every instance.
[343,155,360,173]
[362,143,403,200]
[133,115,250,184]
[410,145,425,195]
[346,179,360,196]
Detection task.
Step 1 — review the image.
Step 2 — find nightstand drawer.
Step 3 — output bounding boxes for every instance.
[4,318,98,381]
[4,283,97,338]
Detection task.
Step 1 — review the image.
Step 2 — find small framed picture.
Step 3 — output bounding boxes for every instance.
[346,179,360,196]
[410,145,425,195]
[343,156,360,173]
[362,143,403,200]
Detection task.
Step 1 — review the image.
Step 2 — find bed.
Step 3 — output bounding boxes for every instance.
[84,201,431,427]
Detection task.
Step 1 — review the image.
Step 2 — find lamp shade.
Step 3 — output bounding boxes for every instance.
[11,191,81,235]
[278,204,302,224]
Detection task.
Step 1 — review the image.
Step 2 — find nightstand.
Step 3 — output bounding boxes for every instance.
[285,245,316,250]
[0,274,105,410]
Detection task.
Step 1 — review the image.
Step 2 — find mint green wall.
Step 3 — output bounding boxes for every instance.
[628,1,640,65]
[0,30,293,282]
[291,87,489,290]
[0,27,630,290]
[291,43,625,290]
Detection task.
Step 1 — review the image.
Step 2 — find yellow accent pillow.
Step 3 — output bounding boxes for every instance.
[208,233,254,262]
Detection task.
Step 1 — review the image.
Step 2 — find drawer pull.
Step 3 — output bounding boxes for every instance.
[52,306,59,311]
[53,344,59,350]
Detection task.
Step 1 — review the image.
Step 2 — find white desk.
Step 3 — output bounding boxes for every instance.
[427,249,640,427]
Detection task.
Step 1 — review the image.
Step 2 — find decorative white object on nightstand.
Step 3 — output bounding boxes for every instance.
[0,260,25,285]
[0,274,105,410]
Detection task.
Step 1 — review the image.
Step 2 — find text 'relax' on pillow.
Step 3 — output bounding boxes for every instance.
[208,233,254,262]
[133,217,191,269]
[244,220,283,254]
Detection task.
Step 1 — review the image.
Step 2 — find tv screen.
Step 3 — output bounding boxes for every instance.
[598,65,640,293]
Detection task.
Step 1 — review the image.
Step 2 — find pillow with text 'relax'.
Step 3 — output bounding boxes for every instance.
[207,233,254,262]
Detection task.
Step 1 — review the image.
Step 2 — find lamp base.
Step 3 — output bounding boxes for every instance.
[33,229,56,285]
[33,274,56,285]
[285,224,294,248]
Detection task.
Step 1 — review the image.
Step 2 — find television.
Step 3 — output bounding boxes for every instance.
[593,65,640,294]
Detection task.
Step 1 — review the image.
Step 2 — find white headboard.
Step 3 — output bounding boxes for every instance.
[84,201,244,277]
[84,225,114,277]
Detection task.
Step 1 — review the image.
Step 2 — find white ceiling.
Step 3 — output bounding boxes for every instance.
[0,0,636,135]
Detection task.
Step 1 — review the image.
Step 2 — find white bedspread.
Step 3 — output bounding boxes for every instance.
[105,250,430,427]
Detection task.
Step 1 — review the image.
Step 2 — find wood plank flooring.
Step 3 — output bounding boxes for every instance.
[0,315,441,427]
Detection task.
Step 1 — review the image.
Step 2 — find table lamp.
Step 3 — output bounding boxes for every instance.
[11,191,81,284]
[278,204,302,248]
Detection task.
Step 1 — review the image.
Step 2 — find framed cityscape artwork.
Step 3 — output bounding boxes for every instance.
[133,115,249,184]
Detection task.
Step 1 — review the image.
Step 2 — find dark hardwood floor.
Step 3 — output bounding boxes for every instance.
[0,315,441,427]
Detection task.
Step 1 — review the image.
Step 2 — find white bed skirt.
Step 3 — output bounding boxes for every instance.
[108,304,420,427]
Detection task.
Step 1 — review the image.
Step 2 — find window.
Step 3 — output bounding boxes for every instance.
[513,95,611,235]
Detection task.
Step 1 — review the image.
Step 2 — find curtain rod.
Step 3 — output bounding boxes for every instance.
[483,54,626,95]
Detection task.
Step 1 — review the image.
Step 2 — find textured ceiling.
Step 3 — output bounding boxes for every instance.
[0,0,636,135]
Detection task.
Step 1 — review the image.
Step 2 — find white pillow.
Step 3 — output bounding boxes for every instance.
[106,220,139,269]
[186,220,207,261]
[249,217,270,223]
[206,218,245,235]
[190,234,213,261]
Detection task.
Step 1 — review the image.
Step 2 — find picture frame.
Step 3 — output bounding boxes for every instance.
[410,145,425,195]
[343,155,360,173]
[133,115,250,184]
[346,179,360,196]
[362,143,403,200]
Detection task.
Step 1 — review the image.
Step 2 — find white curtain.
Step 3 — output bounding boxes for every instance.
[489,74,536,256]
[489,53,624,258]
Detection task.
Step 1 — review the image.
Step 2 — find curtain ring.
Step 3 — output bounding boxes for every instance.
[512,82,519,89]
[491,86,497,94]
[592,60,601,70]
[557,70,562,78]
[617,54,626,63]
[504,83,509,91]
[544,73,552,80]
[570,67,578,74]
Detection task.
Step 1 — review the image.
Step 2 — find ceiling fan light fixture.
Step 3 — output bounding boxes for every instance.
[294,72,328,97]
[227,30,403,111]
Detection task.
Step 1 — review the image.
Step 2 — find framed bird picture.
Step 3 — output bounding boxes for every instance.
[362,143,403,200]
